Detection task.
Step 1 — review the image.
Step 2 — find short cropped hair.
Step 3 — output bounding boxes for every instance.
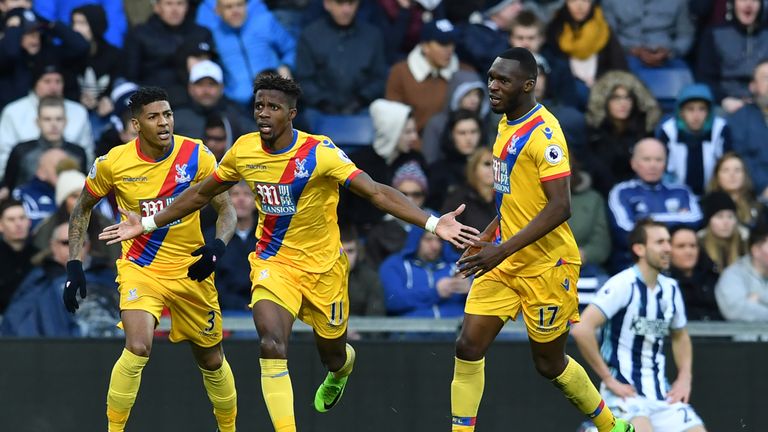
[511,10,544,36]
[128,87,169,117]
[498,47,538,81]
[38,96,65,115]
[0,198,24,219]
[628,218,668,262]
[748,223,768,249]
[252,73,302,107]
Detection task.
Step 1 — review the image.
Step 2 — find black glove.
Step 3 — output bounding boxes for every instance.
[63,260,87,313]
[188,239,226,282]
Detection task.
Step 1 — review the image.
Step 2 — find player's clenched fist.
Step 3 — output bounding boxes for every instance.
[63,260,87,313]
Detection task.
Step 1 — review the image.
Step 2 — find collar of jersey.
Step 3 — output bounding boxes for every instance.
[262,129,298,155]
[506,103,542,126]
[135,136,175,163]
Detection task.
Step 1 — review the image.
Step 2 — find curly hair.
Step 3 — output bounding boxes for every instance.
[252,73,302,107]
[128,87,169,117]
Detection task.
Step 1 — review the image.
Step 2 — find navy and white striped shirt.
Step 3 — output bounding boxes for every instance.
[592,266,687,401]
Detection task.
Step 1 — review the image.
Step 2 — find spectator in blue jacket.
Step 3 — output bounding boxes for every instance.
[608,138,703,271]
[12,148,72,229]
[204,181,256,310]
[294,0,387,115]
[729,59,768,200]
[0,221,118,337]
[380,226,469,318]
[198,0,295,107]
[657,83,732,196]
[34,0,127,48]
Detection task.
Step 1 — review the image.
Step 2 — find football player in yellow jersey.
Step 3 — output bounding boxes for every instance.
[449,48,635,432]
[99,74,479,431]
[63,87,238,432]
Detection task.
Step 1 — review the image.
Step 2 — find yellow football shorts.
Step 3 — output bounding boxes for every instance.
[116,260,222,347]
[464,264,580,343]
[248,252,350,340]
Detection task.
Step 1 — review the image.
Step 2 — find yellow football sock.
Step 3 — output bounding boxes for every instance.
[552,356,616,432]
[260,358,296,431]
[450,357,485,431]
[106,348,149,432]
[200,357,238,432]
[331,344,355,379]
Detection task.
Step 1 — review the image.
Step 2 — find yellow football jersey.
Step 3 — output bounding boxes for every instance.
[492,103,581,277]
[85,135,217,279]
[213,129,361,274]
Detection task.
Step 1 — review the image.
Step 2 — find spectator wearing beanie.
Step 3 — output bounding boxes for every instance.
[385,19,468,132]
[698,190,748,274]
[95,80,139,158]
[364,161,431,268]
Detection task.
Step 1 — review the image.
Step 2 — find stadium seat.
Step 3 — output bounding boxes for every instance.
[310,113,374,151]
[635,67,694,113]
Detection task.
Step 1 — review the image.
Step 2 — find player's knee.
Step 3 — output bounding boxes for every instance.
[125,342,152,358]
[198,353,223,371]
[532,356,566,380]
[455,335,484,361]
[259,336,288,359]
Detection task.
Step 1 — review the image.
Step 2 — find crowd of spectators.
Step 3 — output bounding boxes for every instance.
[2,0,768,337]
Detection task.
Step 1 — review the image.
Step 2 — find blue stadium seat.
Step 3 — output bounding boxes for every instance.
[635,67,694,113]
[310,113,374,151]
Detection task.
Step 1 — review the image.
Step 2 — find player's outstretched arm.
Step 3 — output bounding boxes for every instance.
[100,175,234,244]
[458,176,572,277]
[667,328,693,403]
[63,187,101,313]
[571,305,637,399]
[347,171,480,248]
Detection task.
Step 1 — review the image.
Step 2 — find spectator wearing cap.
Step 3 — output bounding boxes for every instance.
[95,81,139,158]
[1,96,87,193]
[173,60,255,149]
[68,3,123,133]
[657,83,732,196]
[30,168,119,263]
[0,6,88,109]
[364,160,432,267]
[0,198,37,315]
[295,0,387,115]
[172,39,219,107]
[33,0,128,49]
[122,0,214,104]
[340,98,425,232]
[455,0,523,74]
[715,223,768,322]
[0,63,93,178]
[198,0,295,107]
[602,0,694,70]
[698,191,747,276]
[11,148,73,229]
[385,19,467,132]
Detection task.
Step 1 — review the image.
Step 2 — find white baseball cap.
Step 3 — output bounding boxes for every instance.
[189,60,223,84]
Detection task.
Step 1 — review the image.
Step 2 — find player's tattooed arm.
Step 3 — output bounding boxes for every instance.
[209,191,236,244]
[68,187,100,260]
